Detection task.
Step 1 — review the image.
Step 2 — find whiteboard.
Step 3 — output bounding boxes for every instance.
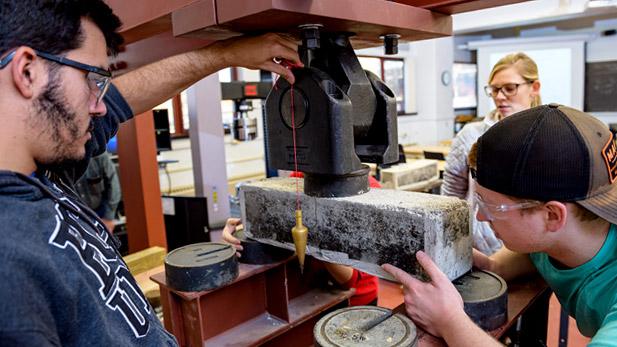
[476,40,585,117]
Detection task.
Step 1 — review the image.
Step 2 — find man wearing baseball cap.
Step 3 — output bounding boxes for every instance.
[384,104,617,346]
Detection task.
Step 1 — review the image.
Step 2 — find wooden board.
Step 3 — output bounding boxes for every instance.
[123,246,166,275]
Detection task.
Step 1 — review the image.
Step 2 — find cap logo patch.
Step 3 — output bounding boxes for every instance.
[602,137,617,184]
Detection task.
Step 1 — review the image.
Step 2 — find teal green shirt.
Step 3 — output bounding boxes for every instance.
[531,224,617,344]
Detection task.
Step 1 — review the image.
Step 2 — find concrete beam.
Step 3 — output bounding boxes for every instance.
[240,178,471,281]
[380,159,439,191]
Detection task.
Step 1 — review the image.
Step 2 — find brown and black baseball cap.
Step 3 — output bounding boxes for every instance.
[476,103,617,225]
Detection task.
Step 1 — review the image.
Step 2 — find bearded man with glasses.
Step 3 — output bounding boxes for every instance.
[0,0,301,345]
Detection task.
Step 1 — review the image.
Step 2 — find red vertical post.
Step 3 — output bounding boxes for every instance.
[117,111,168,252]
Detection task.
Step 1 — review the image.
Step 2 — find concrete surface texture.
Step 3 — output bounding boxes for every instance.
[240,177,472,281]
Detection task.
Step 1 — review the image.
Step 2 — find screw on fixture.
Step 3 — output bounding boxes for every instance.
[380,34,401,55]
[299,24,323,50]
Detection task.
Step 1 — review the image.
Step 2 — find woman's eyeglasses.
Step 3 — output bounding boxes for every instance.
[484,81,533,98]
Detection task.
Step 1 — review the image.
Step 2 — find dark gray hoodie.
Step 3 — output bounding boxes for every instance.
[0,85,177,346]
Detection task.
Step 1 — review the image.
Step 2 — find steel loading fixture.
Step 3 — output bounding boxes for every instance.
[265,27,399,198]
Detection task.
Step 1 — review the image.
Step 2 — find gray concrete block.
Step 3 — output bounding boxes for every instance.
[380,160,439,191]
[240,177,471,281]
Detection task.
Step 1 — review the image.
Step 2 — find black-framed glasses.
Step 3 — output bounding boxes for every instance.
[0,49,112,105]
[484,81,533,98]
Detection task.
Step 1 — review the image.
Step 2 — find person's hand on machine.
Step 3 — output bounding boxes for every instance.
[222,218,244,257]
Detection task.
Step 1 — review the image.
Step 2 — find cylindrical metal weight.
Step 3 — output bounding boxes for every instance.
[164,242,239,292]
[314,306,417,347]
[304,165,371,197]
[453,269,508,331]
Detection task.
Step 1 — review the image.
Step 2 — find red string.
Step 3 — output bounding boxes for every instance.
[291,82,300,210]
[273,61,301,90]
[274,60,302,210]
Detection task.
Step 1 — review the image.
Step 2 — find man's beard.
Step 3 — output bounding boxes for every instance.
[32,68,93,170]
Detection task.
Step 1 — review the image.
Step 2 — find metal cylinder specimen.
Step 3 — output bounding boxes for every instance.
[164,242,239,292]
[314,306,417,347]
[454,269,508,331]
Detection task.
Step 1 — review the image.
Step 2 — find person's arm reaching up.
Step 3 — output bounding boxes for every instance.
[113,33,302,115]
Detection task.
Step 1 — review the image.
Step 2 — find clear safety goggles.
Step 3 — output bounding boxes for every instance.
[474,192,544,221]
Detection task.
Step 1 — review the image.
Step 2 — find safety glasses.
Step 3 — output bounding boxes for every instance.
[1,49,112,105]
[474,192,544,221]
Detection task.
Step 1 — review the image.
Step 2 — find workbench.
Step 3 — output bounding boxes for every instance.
[151,256,355,346]
[150,256,549,346]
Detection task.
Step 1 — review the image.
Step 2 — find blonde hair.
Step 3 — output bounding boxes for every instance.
[488,52,542,107]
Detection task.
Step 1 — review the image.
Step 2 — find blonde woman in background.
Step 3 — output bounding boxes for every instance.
[441,52,541,255]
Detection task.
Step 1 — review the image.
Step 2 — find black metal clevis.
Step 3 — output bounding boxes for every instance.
[265,26,399,197]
